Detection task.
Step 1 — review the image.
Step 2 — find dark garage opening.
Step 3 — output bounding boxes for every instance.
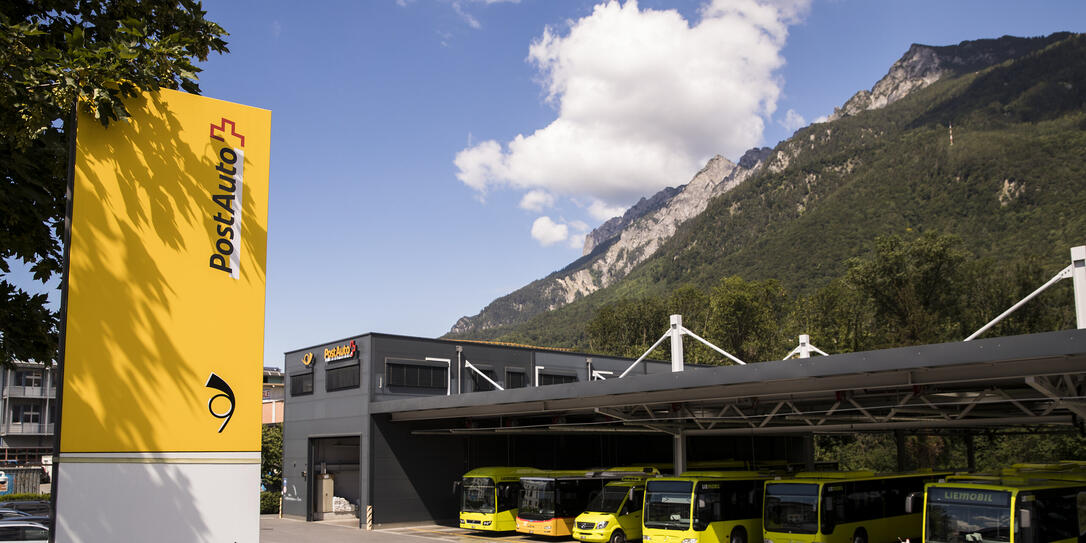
[309,436,361,520]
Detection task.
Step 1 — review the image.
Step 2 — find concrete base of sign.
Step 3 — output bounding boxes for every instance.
[54,452,259,543]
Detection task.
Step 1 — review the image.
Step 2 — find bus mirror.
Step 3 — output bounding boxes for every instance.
[905,492,922,513]
[453,480,461,495]
[1019,508,1031,528]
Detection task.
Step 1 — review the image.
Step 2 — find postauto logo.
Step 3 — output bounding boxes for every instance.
[324,340,357,362]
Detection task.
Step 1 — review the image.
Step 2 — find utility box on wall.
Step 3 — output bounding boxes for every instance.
[318,474,335,514]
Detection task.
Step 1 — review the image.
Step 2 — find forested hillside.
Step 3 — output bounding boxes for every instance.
[462,33,1086,352]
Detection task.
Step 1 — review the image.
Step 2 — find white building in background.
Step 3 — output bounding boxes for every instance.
[0,362,55,464]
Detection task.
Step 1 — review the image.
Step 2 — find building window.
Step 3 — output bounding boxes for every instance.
[12,404,41,424]
[15,371,42,387]
[470,366,497,392]
[290,373,313,396]
[539,372,577,386]
[386,361,447,390]
[505,369,527,389]
[326,365,360,392]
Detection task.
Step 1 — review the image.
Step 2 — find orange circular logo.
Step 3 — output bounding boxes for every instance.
[301,352,314,366]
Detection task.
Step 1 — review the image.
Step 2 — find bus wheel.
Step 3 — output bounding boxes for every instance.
[730,527,747,543]
[852,529,868,543]
[609,529,626,543]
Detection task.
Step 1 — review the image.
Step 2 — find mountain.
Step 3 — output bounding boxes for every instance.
[447,32,1086,345]
[448,148,772,337]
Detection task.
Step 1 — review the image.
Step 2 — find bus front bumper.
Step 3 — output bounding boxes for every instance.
[572,528,611,542]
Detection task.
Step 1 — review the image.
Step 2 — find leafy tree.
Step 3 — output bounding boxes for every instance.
[262,423,283,491]
[793,277,877,354]
[704,276,789,363]
[0,1,229,365]
[961,256,1074,339]
[585,296,668,358]
[845,232,969,346]
[815,434,898,472]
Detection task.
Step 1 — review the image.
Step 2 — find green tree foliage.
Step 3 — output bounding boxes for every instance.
[0,1,229,366]
[816,434,899,472]
[817,432,1086,472]
[973,433,1086,471]
[262,423,283,492]
[845,231,969,346]
[792,277,876,354]
[704,276,789,363]
[586,296,667,358]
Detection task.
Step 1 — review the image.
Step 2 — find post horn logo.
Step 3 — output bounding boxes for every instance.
[205,373,236,433]
[301,352,314,367]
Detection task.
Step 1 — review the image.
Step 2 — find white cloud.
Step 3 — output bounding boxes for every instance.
[452,1,482,29]
[453,140,504,192]
[455,0,809,212]
[519,190,555,212]
[779,108,807,132]
[587,200,627,221]
[530,216,570,246]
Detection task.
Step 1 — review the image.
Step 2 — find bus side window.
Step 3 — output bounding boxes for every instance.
[632,489,644,513]
[694,484,722,530]
[822,487,845,534]
[497,483,519,512]
[1078,491,1086,535]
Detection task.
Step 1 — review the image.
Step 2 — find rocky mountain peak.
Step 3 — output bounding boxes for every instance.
[830,33,1073,121]
[583,185,682,256]
[738,147,773,170]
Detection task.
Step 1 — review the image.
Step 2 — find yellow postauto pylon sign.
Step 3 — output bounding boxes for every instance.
[60,88,270,454]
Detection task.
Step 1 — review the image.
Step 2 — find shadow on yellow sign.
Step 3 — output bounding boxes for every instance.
[61,89,270,453]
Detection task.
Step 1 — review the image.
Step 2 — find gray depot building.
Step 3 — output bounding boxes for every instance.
[281,325,1086,527]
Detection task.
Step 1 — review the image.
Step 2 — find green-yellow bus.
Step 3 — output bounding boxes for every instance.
[922,475,1086,543]
[642,470,769,543]
[762,471,947,543]
[459,466,545,532]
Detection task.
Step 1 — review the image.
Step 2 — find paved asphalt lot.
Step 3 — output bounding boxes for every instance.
[259,516,579,542]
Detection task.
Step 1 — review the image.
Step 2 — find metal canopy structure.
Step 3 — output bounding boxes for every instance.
[371,329,1086,438]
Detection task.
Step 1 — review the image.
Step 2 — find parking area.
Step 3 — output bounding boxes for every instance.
[260,516,570,543]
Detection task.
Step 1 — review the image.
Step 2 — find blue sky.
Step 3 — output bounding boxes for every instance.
[7,0,1085,368]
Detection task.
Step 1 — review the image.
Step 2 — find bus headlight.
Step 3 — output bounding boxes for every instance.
[482,521,491,526]
[596,521,608,529]
[682,539,699,543]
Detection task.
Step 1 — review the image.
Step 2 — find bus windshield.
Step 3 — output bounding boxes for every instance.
[925,488,1011,543]
[644,481,693,530]
[585,485,628,514]
[764,483,819,534]
[461,477,495,514]
[519,480,556,520]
